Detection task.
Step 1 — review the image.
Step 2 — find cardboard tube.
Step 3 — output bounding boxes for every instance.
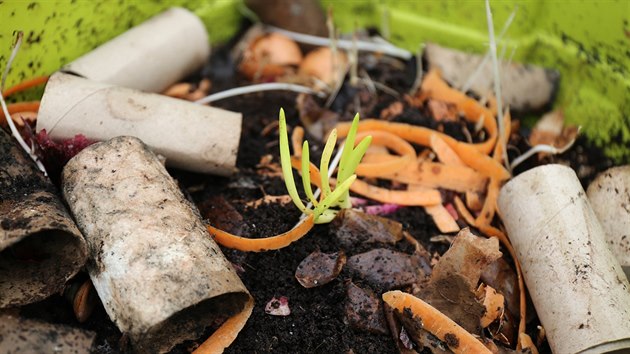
[587,166,630,279]
[0,128,87,308]
[498,164,630,354]
[36,72,242,176]
[0,313,96,353]
[62,136,249,353]
[63,7,210,93]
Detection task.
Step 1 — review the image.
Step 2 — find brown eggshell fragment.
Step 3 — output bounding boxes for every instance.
[344,282,388,335]
[331,209,403,248]
[299,47,348,86]
[295,250,346,288]
[346,248,425,290]
[239,33,303,80]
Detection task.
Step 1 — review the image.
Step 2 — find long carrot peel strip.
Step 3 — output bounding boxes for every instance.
[291,156,322,189]
[377,158,488,193]
[291,126,304,157]
[420,69,497,153]
[493,109,512,164]
[194,296,254,354]
[207,215,314,252]
[424,203,460,233]
[349,178,441,206]
[453,195,476,227]
[2,75,48,97]
[354,130,416,177]
[0,101,40,121]
[336,120,509,181]
[430,133,465,166]
[383,290,491,354]
[475,177,500,226]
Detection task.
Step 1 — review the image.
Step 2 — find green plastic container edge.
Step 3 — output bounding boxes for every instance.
[1,0,628,160]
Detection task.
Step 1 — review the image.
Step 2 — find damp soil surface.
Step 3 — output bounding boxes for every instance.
[16,38,621,354]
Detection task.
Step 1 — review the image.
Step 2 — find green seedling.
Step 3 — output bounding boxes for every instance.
[279,108,371,224]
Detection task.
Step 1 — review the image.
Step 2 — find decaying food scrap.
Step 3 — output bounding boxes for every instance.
[331,209,403,248]
[499,164,630,354]
[0,313,96,354]
[295,250,346,288]
[345,282,389,335]
[0,128,87,308]
[346,248,426,291]
[62,136,251,352]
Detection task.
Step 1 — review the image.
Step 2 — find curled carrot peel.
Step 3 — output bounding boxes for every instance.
[207,215,314,252]
[193,296,254,354]
[336,120,509,181]
[420,69,497,153]
[2,75,49,97]
[354,130,416,177]
[364,154,487,193]
[430,133,465,166]
[383,290,492,354]
[349,178,441,206]
[453,195,476,227]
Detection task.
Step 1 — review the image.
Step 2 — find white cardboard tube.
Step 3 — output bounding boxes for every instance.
[587,166,630,279]
[498,164,630,354]
[36,72,241,175]
[62,136,250,352]
[63,7,209,93]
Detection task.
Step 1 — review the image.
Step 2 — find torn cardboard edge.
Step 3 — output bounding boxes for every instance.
[37,72,242,176]
[62,136,250,352]
[0,128,87,308]
[63,7,210,93]
[498,164,630,354]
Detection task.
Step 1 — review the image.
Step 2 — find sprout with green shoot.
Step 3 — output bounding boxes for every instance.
[279,108,371,224]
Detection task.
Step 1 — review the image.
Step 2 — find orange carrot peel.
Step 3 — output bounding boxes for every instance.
[207,215,314,252]
[353,130,415,177]
[383,290,492,354]
[193,296,254,354]
[2,75,48,98]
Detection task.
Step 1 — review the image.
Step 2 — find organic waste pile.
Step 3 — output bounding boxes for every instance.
[1,1,628,354]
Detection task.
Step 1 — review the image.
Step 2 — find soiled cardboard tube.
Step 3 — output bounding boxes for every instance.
[0,313,96,353]
[63,7,210,93]
[62,136,250,353]
[0,128,87,308]
[587,166,630,279]
[498,164,630,354]
[36,72,242,176]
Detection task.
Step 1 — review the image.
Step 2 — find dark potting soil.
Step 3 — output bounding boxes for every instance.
[15,38,621,354]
